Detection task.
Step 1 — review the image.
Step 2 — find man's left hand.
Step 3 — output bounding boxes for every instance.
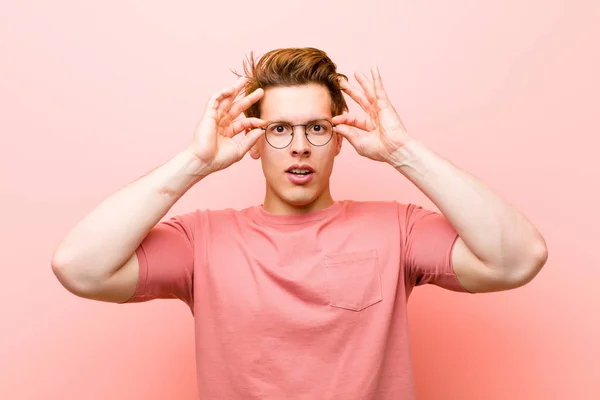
[332,65,414,166]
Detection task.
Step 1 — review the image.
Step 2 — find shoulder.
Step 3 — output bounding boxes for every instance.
[339,200,439,227]
[193,206,256,225]
[165,207,239,228]
[340,199,404,218]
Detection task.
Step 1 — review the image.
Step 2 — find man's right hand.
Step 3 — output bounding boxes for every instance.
[186,77,266,176]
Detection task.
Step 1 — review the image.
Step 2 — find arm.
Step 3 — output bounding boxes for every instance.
[332,65,548,293]
[51,76,266,303]
[51,150,206,303]
[392,138,548,293]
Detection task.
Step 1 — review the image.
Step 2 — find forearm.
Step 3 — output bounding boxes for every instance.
[390,138,546,274]
[51,149,209,282]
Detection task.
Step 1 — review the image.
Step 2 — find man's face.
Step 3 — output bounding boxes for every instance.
[250,83,343,214]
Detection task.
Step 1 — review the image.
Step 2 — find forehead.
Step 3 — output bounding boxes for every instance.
[259,83,332,122]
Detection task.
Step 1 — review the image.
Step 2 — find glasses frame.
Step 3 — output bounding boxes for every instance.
[259,119,337,149]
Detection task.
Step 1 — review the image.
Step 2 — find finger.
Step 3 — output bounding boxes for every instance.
[223,89,249,126]
[231,84,247,104]
[354,71,376,105]
[333,124,361,148]
[208,86,236,117]
[339,78,374,114]
[197,96,221,153]
[331,113,369,131]
[228,88,264,120]
[371,65,390,102]
[237,127,264,156]
[200,81,248,148]
[217,112,236,137]
[217,77,249,114]
[231,117,266,136]
[204,89,226,123]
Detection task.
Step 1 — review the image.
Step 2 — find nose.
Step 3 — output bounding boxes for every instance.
[289,126,311,156]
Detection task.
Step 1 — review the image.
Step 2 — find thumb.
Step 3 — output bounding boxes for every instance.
[333,124,360,149]
[238,127,264,155]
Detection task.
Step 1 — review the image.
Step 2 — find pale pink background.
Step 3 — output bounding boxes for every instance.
[1,1,598,399]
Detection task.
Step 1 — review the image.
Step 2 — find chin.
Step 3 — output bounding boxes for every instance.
[282,192,318,207]
[273,185,321,208]
[265,175,326,210]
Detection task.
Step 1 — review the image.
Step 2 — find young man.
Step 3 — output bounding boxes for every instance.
[51,47,548,399]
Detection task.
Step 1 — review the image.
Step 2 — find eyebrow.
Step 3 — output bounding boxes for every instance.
[268,117,331,123]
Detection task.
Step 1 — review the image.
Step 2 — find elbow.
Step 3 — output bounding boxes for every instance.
[512,241,549,288]
[51,251,97,299]
[51,253,81,297]
[51,248,73,287]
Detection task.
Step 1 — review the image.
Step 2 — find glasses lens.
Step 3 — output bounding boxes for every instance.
[264,120,334,148]
[265,122,293,148]
[306,120,333,146]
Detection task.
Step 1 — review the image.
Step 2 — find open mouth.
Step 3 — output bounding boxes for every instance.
[287,169,313,176]
[285,164,315,175]
[285,165,315,184]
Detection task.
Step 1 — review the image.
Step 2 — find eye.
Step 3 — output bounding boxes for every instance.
[267,123,292,135]
[308,121,331,135]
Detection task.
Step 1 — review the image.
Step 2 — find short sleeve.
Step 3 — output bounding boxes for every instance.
[399,202,471,293]
[120,211,196,309]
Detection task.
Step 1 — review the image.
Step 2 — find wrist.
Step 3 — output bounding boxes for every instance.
[153,150,211,199]
[179,148,214,179]
[385,137,422,170]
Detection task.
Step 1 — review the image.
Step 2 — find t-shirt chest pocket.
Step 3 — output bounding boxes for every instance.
[324,249,383,311]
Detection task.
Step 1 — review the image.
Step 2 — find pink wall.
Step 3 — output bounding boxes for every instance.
[1,1,598,399]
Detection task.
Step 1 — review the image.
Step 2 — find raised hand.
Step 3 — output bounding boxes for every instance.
[331,65,414,165]
[186,77,266,175]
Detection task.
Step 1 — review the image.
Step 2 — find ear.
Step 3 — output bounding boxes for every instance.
[248,129,261,159]
[333,131,343,156]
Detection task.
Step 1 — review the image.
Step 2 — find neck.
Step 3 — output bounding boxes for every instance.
[262,188,335,215]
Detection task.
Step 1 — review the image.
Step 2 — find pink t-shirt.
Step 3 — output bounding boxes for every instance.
[122,200,473,399]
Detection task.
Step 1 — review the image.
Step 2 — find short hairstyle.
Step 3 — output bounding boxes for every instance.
[233,47,349,119]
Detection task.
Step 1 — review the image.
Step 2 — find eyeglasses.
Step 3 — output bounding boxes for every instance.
[260,119,336,149]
